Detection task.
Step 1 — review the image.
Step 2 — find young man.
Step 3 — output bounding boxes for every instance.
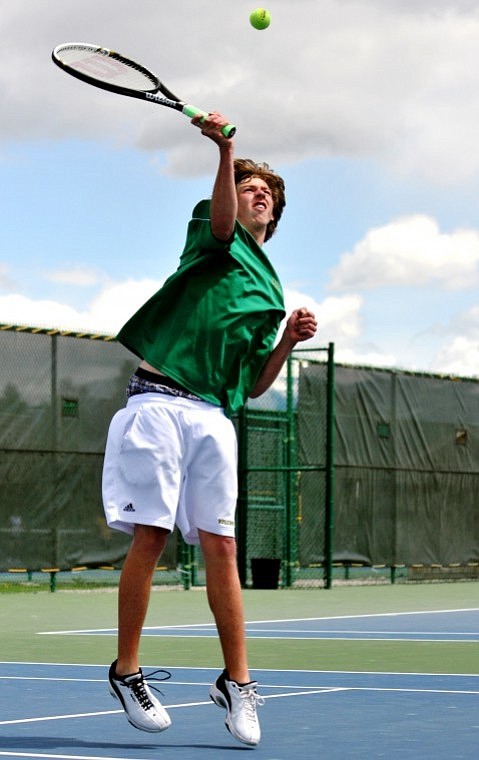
[102,111,317,746]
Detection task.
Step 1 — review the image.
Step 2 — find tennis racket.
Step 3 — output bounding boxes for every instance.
[51,43,236,138]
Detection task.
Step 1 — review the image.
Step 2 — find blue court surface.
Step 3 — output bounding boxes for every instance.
[1,609,478,759]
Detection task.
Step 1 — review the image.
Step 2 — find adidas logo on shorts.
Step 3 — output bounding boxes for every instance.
[123,503,136,512]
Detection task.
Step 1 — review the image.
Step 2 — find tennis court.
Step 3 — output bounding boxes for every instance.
[1,583,478,759]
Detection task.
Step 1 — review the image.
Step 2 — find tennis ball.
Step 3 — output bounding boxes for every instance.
[249,8,271,30]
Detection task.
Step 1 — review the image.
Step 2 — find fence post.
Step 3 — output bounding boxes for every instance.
[283,355,295,587]
[324,342,335,589]
[180,537,192,590]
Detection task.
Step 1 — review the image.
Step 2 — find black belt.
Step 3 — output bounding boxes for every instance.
[135,366,191,394]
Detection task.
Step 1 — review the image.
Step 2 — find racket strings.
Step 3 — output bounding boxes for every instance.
[57,46,158,92]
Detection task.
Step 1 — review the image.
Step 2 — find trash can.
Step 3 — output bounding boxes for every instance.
[251,558,281,589]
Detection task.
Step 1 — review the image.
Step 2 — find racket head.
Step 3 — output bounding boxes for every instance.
[52,43,180,101]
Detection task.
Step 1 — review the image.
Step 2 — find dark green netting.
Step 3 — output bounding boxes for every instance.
[0,328,138,571]
[298,364,479,567]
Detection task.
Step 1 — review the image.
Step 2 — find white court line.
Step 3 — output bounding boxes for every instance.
[0,688,339,727]
[3,675,477,694]
[2,682,478,729]
[0,701,217,726]
[0,677,107,683]
[0,662,107,667]
[147,629,479,642]
[349,687,479,695]
[247,628,479,635]
[0,754,150,760]
[0,676,325,690]
[36,632,479,642]
[36,607,479,636]
[0,709,122,726]
[2,661,479,678]
[51,635,476,643]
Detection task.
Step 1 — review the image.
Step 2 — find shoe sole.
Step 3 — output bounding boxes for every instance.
[209,684,228,709]
[109,682,171,733]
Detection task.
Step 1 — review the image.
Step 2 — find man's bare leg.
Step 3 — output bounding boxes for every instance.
[108,524,171,733]
[115,524,169,676]
[201,529,262,745]
[199,529,249,684]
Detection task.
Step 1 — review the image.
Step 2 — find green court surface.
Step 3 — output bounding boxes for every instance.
[1,581,478,674]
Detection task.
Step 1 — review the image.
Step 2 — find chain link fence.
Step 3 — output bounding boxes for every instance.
[3,323,476,592]
[236,347,334,589]
[0,324,182,587]
[0,324,334,591]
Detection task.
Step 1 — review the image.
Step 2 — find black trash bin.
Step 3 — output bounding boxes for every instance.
[251,558,281,589]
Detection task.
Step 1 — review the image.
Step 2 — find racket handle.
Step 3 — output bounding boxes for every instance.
[182,104,236,138]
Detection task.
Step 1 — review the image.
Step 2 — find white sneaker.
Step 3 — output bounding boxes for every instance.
[210,669,263,746]
[108,660,171,733]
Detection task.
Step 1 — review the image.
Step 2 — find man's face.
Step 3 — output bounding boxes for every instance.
[236,176,275,239]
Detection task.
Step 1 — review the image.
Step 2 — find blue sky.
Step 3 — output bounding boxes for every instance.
[1,0,479,377]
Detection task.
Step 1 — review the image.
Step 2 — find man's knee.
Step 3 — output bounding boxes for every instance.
[199,530,237,561]
[131,524,169,558]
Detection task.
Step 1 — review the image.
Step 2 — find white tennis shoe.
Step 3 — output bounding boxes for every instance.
[210,669,263,746]
[108,660,171,733]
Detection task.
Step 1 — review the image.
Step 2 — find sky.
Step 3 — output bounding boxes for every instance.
[1,0,479,377]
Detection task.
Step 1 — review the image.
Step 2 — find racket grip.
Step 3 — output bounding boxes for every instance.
[183,104,236,138]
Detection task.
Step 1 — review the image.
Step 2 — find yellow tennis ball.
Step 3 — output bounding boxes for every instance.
[249,8,271,30]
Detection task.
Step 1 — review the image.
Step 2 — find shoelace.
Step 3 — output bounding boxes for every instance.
[238,687,265,719]
[130,669,171,711]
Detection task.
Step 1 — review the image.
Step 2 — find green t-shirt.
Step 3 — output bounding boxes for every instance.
[117,199,286,417]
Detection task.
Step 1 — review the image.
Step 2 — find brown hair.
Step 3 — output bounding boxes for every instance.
[234,158,286,242]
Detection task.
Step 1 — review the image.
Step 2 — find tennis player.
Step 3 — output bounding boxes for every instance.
[102,111,317,746]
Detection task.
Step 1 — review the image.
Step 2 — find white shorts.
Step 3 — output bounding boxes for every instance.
[102,393,238,544]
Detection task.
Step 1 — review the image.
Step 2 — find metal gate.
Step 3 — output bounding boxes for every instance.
[236,345,335,589]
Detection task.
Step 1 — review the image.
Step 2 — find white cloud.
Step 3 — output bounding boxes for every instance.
[334,346,397,368]
[2,0,479,386]
[283,289,363,344]
[0,278,161,335]
[0,281,362,344]
[329,215,479,291]
[4,276,477,378]
[429,303,479,376]
[2,1,479,181]
[44,266,101,287]
[432,335,479,377]
[87,279,162,333]
[0,294,93,332]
